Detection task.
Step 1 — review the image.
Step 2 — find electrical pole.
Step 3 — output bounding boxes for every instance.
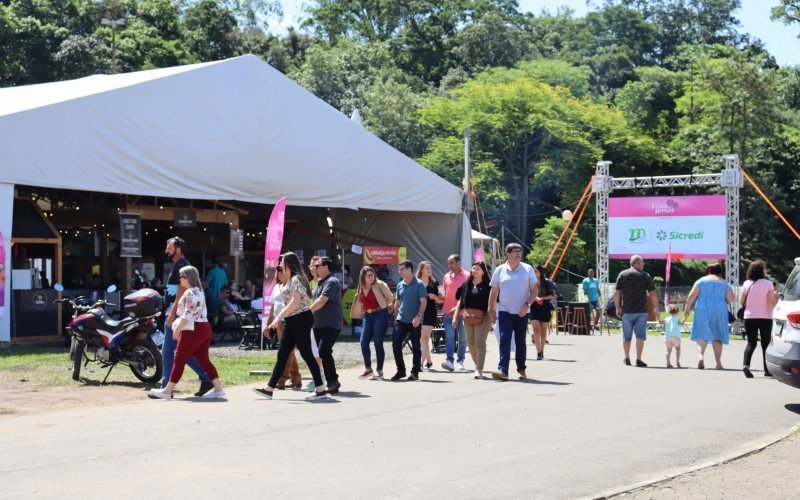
[101,18,126,74]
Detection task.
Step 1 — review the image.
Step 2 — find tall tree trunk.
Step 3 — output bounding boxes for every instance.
[519,172,529,246]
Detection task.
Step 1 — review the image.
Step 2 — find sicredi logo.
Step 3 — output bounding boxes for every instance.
[656,230,705,241]
[628,228,646,242]
[651,199,679,215]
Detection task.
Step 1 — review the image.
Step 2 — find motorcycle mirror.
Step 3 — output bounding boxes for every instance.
[54,283,64,292]
[106,284,117,294]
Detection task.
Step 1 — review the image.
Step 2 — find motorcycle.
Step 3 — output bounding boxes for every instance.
[54,283,165,384]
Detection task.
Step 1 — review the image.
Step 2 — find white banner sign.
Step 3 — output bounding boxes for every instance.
[609,195,727,260]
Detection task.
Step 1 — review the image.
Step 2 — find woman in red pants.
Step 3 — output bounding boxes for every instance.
[149,265,225,400]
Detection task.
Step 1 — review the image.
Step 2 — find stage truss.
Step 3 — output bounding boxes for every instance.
[594,155,744,306]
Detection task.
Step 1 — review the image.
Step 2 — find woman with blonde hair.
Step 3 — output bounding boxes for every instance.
[417,261,443,370]
[351,266,395,379]
[148,266,225,400]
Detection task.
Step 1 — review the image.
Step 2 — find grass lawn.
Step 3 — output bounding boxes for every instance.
[0,345,278,387]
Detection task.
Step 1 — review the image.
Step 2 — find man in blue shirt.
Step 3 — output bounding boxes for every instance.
[488,243,538,381]
[162,237,211,395]
[391,260,427,381]
[582,268,601,331]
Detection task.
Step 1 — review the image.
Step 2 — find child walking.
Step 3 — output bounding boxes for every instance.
[664,305,682,368]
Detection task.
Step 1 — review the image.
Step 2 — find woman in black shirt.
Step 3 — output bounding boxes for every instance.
[454,261,492,379]
[416,261,443,370]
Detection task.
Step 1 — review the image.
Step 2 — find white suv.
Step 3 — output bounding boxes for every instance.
[766,258,800,389]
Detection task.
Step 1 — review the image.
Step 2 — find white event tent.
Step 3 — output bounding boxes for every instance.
[0,55,471,342]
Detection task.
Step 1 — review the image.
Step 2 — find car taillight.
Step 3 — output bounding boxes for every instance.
[788,312,800,330]
[790,367,800,375]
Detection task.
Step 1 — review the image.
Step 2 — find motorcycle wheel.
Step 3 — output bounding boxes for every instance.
[72,339,85,381]
[127,339,163,384]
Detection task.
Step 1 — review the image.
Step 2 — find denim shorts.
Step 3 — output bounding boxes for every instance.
[589,300,600,310]
[621,313,648,342]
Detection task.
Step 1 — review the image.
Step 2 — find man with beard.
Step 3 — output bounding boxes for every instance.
[162,237,212,396]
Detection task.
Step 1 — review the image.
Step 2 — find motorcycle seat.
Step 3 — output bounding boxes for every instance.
[99,315,133,332]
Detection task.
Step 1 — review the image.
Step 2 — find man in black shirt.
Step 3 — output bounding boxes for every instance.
[614,255,658,367]
[161,237,212,396]
[310,257,343,394]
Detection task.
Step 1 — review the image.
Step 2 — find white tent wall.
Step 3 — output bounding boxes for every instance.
[330,209,466,278]
[0,55,462,215]
[0,183,12,342]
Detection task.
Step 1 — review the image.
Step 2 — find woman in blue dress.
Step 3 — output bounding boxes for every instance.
[683,263,734,369]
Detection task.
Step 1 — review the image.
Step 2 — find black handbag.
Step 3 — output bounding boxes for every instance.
[727,309,736,324]
[736,281,753,321]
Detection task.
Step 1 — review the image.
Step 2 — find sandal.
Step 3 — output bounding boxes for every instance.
[698,359,705,370]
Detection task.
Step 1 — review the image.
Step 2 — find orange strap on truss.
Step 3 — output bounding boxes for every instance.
[544,177,593,268]
[739,165,800,241]
[551,184,592,281]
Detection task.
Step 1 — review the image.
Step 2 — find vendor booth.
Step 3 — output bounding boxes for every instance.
[0,55,468,343]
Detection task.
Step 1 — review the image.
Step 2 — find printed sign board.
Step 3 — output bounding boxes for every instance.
[119,213,142,258]
[362,246,407,265]
[608,195,726,260]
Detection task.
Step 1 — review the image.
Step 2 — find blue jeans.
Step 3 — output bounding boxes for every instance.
[161,325,209,388]
[621,313,648,342]
[360,309,388,371]
[497,311,528,374]
[444,313,467,363]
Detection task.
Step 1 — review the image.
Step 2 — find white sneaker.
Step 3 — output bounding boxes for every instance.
[455,361,465,371]
[473,370,481,379]
[371,371,384,380]
[148,388,172,400]
[305,391,329,401]
[202,390,227,399]
[441,360,454,372]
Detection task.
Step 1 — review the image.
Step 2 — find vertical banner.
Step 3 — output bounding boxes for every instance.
[118,213,142,258]
[262,198,287,331]
[0,182,13,341]
[664,244,672,310]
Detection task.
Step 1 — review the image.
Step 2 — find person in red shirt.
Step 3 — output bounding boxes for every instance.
[441,254,470,372]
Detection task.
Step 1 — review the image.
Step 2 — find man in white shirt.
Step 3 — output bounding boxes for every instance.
[488,243,538,381]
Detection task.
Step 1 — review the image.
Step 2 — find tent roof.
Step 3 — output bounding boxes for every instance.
[471,229,497,241]
[0,55,462,214]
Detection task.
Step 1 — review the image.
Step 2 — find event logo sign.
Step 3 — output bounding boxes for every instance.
[174,210,197,228]
[118,213,142,258]
[609,195,726,259]
[362,246,407,265]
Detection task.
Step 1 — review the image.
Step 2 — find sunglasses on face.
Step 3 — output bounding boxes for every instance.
[276,266,283,272]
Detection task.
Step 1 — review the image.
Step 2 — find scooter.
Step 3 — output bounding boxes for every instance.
[55,283,165,384]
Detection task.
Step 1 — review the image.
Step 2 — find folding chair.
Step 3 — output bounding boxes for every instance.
[236,310,262,350]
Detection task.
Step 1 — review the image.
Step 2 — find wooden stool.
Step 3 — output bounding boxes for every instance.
[570,307,588,335]
[557,306,569,334]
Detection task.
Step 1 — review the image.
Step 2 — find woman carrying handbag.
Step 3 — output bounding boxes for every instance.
[740,260,778,378]
[454,261,492,379]
[351,266,395,380]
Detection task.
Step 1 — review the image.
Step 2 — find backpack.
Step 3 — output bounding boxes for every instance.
[605,296,617,318]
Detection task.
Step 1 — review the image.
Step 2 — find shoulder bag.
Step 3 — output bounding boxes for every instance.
[736,280,754,321]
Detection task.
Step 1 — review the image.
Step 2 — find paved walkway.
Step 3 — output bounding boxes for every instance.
[1,334,798,499]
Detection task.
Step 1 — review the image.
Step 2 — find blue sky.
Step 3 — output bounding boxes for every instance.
[271,0,800,66]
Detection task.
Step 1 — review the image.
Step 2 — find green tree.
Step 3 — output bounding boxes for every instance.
[772,1,800,28]
[526,216,588,272]
[615,66,684,140]
[182,0,241,62]
[419,70,660,245]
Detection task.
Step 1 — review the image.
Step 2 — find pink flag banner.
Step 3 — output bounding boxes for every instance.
[261,198,287,331]
[664,244,672,309]
[474,246,485,263]
[0,231,6,317]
